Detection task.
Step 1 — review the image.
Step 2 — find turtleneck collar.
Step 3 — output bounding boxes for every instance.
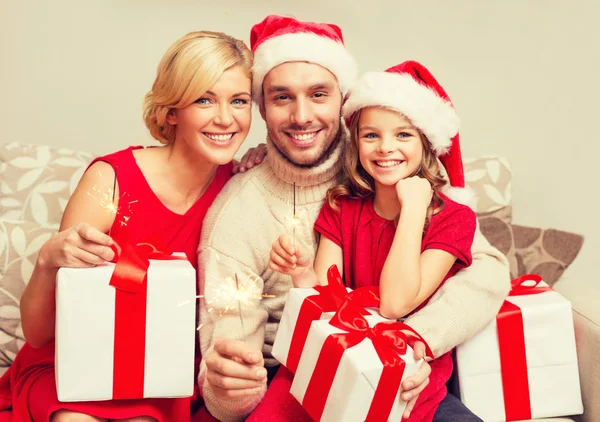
[265,131,345,187]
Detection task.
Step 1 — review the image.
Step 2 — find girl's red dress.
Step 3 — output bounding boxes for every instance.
[248,194,476,422]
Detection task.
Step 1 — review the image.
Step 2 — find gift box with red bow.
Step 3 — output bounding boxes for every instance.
[272,266,379,374]
[456,274,583,421]
[55,240,197,402]
[289,296,432,422]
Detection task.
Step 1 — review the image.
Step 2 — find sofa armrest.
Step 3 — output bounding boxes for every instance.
[553,274,600,422]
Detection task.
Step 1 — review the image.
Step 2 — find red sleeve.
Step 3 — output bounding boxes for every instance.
[423,204,476,269]
[314,200,343,247]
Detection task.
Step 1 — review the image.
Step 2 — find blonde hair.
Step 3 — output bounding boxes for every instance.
[143,31,253,144]
[327,109,447,230]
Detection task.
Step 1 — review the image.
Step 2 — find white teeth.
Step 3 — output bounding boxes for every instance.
[205,133,233,142]
[291,132,317,141]
[375,160,402,168]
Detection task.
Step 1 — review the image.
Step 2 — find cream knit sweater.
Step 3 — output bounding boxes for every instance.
[197,136,511,422]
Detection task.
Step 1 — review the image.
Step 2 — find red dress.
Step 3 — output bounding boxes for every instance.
[0,146,231,422]
[314,194,476,422]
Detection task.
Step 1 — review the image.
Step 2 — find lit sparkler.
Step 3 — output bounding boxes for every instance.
[192,265,276,334]
[87,167,137,231]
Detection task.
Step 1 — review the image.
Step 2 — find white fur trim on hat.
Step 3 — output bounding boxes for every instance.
[252,32,358,104]
[342,72,459,155]
[440,185,477,210]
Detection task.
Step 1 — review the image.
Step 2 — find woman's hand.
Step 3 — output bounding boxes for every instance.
[233,143,267,174]
[268,234,312,282]
[38,222,115,270]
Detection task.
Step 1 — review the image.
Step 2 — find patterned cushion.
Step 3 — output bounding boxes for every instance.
[463,156,518,277]
[513,224,584,285]
[463,156,583,282]
[463,156,512,214]
[0,143,94,225]
[0,220,58,370]
[477,207,517,278]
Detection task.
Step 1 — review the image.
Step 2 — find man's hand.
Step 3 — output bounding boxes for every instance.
[233,143,267,174]
[401,341,432,419]
[205,338,268,400]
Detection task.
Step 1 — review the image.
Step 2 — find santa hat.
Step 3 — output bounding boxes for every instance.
[250,15,358,104]
[342,60,476,209]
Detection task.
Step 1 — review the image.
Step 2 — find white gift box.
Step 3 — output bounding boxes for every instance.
[290,314,421,422]
[272,287,340,373]
[55,257,196,402]
[456,281,583,421]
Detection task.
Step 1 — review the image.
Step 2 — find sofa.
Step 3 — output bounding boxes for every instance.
[0,142,597,421]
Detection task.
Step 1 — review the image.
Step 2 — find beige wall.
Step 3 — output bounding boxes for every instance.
[1,0,598,282]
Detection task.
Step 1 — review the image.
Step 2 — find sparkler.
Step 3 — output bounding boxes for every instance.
[234,273,245,336]
[192,264,276,334]
[290,182,301,247]
[293,182,296,246]
[87,167,137,231]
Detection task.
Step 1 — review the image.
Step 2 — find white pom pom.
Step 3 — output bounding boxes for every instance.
[440,185,477,210]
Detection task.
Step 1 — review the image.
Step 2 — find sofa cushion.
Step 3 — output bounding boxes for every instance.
[477,206,517,278]
[0,219,58,371]
[0,143,93,225]
[464,156,512,214]
[463,156,583,283]
[513,224,584,285]
[463,156,518,277]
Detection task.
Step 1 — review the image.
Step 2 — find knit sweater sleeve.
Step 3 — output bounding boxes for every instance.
[404,225,511,358]
[197,178,273,422]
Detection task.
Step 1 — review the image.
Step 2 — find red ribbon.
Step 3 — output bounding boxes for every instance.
[497,274,552,421]
[302,295,433,422]
[108,236,182,399]
[286,265,379,374]
[508,273,552,297]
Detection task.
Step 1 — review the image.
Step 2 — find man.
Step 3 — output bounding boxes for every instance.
[198,15,510,422]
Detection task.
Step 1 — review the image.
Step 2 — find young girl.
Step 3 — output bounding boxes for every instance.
[269,61,477,421]
[0,31,254,422]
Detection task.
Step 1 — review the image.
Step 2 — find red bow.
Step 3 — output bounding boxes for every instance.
[508,273,552,297]
[109,235,182,293]
[286,265,379,373]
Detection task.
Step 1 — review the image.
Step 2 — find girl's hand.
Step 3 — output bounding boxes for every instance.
[395,176,433,210]
[233,143,267,174]
[37,222,115,270]
[269,234,312,279]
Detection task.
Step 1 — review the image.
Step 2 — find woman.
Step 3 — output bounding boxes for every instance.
[0,30,253,422]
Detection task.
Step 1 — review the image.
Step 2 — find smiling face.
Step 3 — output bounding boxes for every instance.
[357,107,424,189]
[166,65,252,165]
[260,61,342,167]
